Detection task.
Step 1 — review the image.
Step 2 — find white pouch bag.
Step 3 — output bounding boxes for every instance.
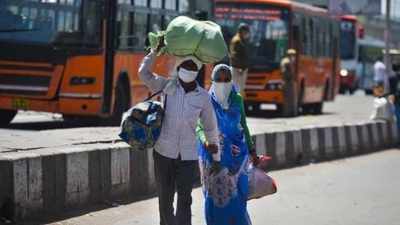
[248,164,277,200]
[370,97,395,121]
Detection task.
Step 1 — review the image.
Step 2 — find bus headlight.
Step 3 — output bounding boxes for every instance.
[340,69,349,77]
[265,80,284,90]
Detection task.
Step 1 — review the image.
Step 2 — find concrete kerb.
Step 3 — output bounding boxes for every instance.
[300,127,319,162]
[0,143,156,221]
[389,121,399,146]
[344,123,360,155]
[0,121,398,221]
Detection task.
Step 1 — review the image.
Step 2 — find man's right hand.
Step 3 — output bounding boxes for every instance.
[156,36,165,53]
[205,143,218,154]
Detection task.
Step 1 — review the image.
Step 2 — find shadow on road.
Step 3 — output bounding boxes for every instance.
[246,109,336,119]
[6,121,117,131]
[4,110,338,131]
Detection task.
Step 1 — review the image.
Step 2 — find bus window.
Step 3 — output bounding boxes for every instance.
[133,12,148,51]
[58,11,66,31]
[82,0,101,44]
[116,0,149,51]
[164,0,178,28]
[117,9,130,49]
[179,0,189,13]
[318,20,325,57]
[326,21,331,57]
[165,0,177,10]
[65,11,73,32]
[304,16,313,56]
[340,20,356,59]
[151,0,162,9]
[301,15,307,55]
[135,0,147,7]
[215,4,289,71]
[315,19,321,57]
[321,20,326,57]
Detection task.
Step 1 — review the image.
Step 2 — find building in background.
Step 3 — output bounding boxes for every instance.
[296,0,400,48]
[382,0,400,18]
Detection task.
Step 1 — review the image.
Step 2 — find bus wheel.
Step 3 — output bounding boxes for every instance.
[312,102,324,115]
[339,86,346,94]
[110,79,131,125]
[301,104,313,115]
[0,109,17,127]
[281,102,299,117]
[245,102,260,116]
[365,89,373,95]
[63,115,100,126]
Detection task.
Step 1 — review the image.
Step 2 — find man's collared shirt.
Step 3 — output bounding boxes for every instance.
[139,52,219,160]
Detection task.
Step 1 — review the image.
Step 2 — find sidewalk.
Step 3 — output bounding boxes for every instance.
[26,150,400,225]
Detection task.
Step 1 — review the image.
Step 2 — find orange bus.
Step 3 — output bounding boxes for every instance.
[214,0,340,116]
[0,0,187,126]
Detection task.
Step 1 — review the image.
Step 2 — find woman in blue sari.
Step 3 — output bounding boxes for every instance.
[197,64,257,225]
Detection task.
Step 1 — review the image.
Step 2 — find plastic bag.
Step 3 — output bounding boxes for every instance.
[247,164,277,200]
[370,97,395,121]
[148,16,228,64]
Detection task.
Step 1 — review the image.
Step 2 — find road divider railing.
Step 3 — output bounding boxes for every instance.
[0,120,398,221]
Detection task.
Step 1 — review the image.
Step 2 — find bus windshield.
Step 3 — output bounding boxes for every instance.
[340,20,356,60]
[215,3,289,71]
[0,0,100,46]
[358,45,382,63]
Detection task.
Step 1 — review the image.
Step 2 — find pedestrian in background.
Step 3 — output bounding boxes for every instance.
[138,40,220,225]
[229,23,251,95]
[391,86,400,133]
[196,64,257,225]
[373,56,389,95]
[280,49,298,117]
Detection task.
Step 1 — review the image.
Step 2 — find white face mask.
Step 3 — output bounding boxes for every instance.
[178,68,198,83]
[213,82,232,109]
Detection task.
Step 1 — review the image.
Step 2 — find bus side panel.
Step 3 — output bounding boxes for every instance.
[245,70,284,104]
[59,54,105,115]
[298,55,328,103]
[327,55,341,101]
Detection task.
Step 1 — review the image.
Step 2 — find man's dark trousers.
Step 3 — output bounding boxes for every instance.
[153,151,197,225]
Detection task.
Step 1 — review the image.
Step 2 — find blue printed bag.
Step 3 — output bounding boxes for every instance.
[119,91,165,150]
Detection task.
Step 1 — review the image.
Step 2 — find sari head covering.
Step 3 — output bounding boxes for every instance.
[210,64,234,109]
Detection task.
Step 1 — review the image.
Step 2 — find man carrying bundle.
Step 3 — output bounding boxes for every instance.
[138,16,228,225]
[139,41,220,225]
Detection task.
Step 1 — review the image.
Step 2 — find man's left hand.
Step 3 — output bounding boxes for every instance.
[205,143,219,154]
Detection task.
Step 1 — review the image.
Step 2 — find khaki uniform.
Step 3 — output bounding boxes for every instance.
[280,56,298,116]
[230,34,250,94]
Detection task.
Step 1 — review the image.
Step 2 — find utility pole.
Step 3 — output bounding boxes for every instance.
[385,0,391,71]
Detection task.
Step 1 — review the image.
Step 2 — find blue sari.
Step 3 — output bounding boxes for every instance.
[198,90,251,225]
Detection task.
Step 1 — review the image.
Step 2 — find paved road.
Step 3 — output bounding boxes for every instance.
[0,93,374,152]
[23,149,400,225]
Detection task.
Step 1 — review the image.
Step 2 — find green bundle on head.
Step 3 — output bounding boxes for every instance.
[147,16,228,64]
